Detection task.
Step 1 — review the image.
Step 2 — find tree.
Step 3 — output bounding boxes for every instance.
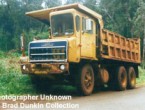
[133,0,145,68]
[42,0,61,8]
[0,0,44,51]
[99,0,139,37]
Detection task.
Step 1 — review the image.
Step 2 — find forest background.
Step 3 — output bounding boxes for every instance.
[0,0,145,52]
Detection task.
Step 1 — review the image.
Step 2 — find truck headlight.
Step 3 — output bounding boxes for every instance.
[22,65,26,70]
[60,64,65,70]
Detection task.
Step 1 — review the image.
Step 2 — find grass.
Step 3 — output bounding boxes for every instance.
[0,51,37,95]
[0,51,76,95]
[0,51,145,95]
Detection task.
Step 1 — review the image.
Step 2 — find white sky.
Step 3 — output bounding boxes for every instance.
[42,0,66,7]
[61,0,100,5]
[61,0,67,5]
[42,0,100,7]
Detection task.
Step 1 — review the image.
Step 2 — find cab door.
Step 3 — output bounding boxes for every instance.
[80,17,96,59]
[75,15,81,62]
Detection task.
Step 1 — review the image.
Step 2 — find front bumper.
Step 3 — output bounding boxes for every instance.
[21,63,69,75]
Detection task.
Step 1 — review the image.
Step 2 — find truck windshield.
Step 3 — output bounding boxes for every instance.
[51,13,74,37]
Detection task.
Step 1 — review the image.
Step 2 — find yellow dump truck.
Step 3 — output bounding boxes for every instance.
[20,3,141,95]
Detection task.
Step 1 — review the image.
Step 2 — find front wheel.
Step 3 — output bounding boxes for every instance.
[76,64,94,95]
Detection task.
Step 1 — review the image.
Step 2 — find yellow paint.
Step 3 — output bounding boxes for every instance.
[68,37,80,62]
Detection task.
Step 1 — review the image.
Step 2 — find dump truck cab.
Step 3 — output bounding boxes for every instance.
[49,8,97,61]
[20,4,103,74]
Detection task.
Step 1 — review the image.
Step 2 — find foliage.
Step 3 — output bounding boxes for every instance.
[0,51,76,95]
[0,0,61,51]
[0,0,145,51]
[137,67,145,85]
[99,0,139,37]
[133,0,145,37]
[0,51,37,95]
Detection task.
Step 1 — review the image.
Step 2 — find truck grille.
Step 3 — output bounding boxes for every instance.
[29,41,67,62]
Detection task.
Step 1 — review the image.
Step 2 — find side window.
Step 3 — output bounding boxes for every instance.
[76,15,80,32]
[82,17,86,32]
[90,20,93,34]
[82,17,94,34]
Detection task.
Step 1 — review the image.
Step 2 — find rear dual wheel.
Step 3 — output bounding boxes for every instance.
[127,67,136,89]
[115,66,127,91]
[115,66,136,91]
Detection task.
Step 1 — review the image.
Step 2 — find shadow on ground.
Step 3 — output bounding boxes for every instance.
[32,82,113,96]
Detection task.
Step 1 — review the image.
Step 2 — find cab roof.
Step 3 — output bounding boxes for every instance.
[26,3,103,25]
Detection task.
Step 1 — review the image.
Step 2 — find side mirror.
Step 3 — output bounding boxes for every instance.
[86,19,92,31]
[20,34,25,56]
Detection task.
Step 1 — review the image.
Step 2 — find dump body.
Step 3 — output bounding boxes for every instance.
[101,29,140,64]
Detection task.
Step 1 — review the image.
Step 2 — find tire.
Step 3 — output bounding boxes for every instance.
[115,66,127,91]
[76,64,95,95]
[127,67,136,89]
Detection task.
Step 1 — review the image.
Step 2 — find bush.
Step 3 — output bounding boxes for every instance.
[137,67,145,85]
[0,51,37,95]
